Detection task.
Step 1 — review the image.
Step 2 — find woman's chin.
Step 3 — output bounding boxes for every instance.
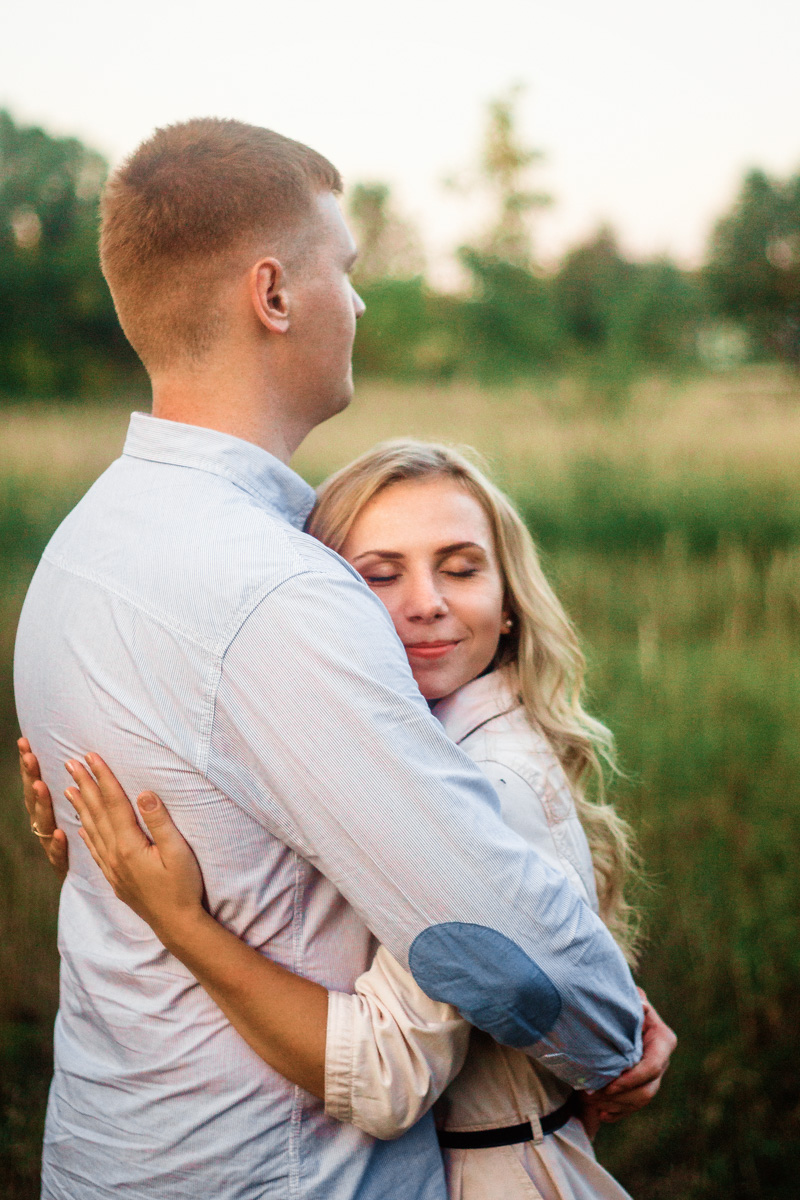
[413,668,468,704]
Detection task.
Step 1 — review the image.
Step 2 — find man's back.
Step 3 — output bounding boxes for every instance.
[15,415,447,1198]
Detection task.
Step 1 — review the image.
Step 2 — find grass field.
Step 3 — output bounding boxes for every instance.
[2,366,799,1198]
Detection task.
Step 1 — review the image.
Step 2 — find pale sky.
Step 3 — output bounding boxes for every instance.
[3,0,799,274]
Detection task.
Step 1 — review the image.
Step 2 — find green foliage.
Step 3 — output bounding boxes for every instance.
[347,183,424,285]
[520,460,800,558]
[555,226,632,349]
[2,103,796,397]
[590,632,800,1199]
[0,110,142,398]
[553,227,704,370]
[351,277,439,378]
[444,84,705,384]
[0,1017,53,1198]
[612,258,703,365]
[705,167,800,366]
[347,185,447,379]
[440,86,561,380]
[456,249,564,377]
[549,549,800,1199]
[471,84,552,268]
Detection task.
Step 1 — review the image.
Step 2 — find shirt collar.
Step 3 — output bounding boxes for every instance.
[432,669,520,744]
[122,412,317,530]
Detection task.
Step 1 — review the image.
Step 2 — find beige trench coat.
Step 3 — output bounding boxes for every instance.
[325,671,634,1200]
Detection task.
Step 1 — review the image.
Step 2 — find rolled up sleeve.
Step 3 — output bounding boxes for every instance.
[325,947,470,1139]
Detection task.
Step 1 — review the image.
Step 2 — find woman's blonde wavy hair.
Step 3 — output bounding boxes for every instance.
[309,439,642,964]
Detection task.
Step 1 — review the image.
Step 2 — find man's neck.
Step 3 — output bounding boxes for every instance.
[150,373,310,465]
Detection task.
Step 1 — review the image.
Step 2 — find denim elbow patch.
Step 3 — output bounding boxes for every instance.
[408,923,562,1048]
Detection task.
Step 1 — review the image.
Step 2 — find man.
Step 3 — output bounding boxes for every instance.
[15,118,654,1199]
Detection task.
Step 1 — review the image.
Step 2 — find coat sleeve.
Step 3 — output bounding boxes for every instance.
[209,565,643,1090]
[325,946,470,1139]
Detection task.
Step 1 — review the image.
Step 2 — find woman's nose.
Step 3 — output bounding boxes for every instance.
[405,575,448,621]
[352,287,366,319]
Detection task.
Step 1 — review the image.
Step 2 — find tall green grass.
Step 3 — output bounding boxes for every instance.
[1,398,799,1198]
[4,463,800,569]
[522,463,800,558]
[549,551,800,1199]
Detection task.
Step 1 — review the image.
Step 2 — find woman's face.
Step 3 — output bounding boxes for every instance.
[340,477,508,702]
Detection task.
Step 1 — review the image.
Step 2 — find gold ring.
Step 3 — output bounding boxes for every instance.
[31,821,54,840]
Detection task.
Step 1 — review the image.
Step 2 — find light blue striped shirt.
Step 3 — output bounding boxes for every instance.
[14,413,642,1200]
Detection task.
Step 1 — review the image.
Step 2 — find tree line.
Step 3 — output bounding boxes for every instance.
[1,100,798,400]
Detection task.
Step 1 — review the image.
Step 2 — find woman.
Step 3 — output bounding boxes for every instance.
[22,441,673,1200]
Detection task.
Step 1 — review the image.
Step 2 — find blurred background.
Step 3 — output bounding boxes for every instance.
[2,2,799,1196]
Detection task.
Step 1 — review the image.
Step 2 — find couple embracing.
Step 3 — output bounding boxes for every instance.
[15,118,675,1200]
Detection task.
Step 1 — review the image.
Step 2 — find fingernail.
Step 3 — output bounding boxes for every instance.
[65,761,76,774]
[85,753,96,765]
[139,793,158,812]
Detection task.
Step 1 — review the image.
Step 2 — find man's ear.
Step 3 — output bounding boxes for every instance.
[250,257,290,334]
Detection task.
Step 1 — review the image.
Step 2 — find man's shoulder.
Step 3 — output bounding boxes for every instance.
[39,458,359,654]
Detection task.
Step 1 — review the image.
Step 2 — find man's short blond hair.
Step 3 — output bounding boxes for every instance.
[100,118,342,371]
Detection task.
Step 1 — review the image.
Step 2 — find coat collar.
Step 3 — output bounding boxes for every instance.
[432,669,521,744]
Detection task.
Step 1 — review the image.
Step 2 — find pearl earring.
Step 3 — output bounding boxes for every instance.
[503,617,513,632]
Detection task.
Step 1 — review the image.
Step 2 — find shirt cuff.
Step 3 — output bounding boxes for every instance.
[324,990,355,1125]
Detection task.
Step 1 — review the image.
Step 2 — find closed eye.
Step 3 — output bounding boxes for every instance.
[362,571,401,585]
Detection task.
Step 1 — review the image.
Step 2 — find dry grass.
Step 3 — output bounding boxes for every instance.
[2,402,133,481]
[296,365,800,487]
[3,365,799,493]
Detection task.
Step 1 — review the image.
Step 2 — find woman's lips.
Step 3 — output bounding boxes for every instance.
[404,640,461,661]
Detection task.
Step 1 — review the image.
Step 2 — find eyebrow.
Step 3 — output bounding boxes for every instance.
[351,541,485,565]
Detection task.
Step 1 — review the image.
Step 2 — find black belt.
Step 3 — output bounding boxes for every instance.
[437,1092,578,1150]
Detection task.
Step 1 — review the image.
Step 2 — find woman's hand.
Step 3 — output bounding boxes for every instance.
[18,737,69,883]
[67,756,329,1098]
[580,988,677,1136]
[64,754,205,946]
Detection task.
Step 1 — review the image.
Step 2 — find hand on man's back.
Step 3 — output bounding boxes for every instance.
[18,737,69,882]
[580,989,677,1136]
